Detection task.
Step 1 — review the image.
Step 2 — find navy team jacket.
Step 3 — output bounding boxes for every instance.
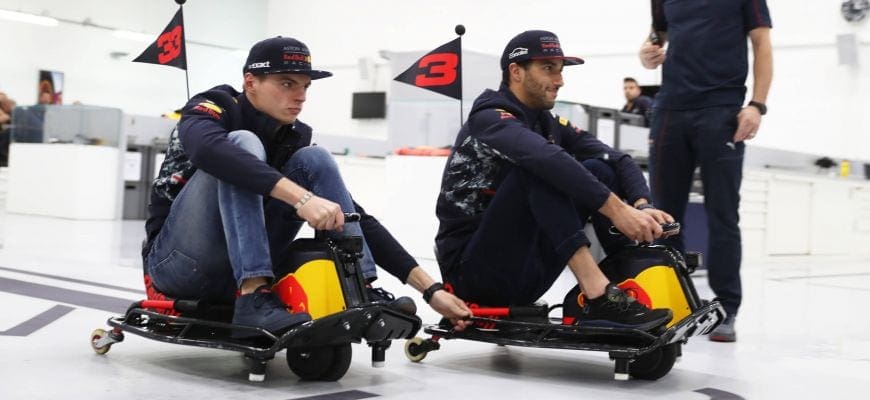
[435,84,650,272]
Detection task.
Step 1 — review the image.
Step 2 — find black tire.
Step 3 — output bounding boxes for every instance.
[286,343,352,381]
[319,343,352,381]
[629,343,679,381]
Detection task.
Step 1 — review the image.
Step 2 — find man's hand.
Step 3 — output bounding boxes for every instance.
[600,194,662,243]
[639,40,666,69]
[639,207,677,238]
[733,106,762,143]
[612,206,663,243]
[296,195,345,231]
[429,290,473,331]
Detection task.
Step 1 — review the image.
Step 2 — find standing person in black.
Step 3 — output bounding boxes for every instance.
[434,30,675,330]
[640,0,773,342]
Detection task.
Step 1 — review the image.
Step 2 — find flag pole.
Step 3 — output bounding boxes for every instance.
[455,24,465,127]
[176,0,190,100]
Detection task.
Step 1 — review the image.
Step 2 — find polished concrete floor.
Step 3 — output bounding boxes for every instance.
[1,212,869,400]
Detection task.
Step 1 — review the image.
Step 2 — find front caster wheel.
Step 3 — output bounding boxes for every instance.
[91,328,123,354]
[405,337,432,362]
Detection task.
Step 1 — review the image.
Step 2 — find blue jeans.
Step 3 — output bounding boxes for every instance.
[145,130,375,303]
[444,159,630,306]
[648,106,744,316]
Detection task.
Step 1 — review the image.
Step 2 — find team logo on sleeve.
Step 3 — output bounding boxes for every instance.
[192,100,223,120]
[494,108,516,120]
[556,114,583,134]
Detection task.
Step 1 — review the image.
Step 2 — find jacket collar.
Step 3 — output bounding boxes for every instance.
[499,83,544,131]
[238,91,287,135]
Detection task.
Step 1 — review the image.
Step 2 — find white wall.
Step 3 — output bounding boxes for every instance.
[0,0,267,116]
[0,0,867,160]
[268,0,870,160]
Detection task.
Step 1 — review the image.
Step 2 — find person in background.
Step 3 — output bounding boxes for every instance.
[619,77,652,126]
[0,91,16,166]
[640,0,773,342]
[620,77,652,120]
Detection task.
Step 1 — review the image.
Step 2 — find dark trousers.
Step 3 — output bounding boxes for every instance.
[648,106,744,316]
[445,159,629,306]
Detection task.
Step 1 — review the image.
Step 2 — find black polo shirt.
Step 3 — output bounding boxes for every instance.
[651,0,772,110]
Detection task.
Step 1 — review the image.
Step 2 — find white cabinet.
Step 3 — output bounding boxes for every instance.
[744,168,869,257]
[853,187,870,256]
[6,143,124,220]
[765,177,812,255]
[739,170,770,258]
[810,181,853,254]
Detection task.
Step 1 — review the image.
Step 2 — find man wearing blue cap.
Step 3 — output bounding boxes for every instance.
[144,37,471,338]
[434,30,675,330]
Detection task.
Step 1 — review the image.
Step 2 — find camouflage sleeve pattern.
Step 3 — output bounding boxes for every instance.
[151,125,195,203]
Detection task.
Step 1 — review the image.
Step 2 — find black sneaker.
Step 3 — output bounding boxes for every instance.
[577,284,672,331]
[366,285,417,315]
[232,285,311,339]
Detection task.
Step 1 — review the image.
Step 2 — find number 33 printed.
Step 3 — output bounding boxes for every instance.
[157,26,183,64]
[414,53,458,87]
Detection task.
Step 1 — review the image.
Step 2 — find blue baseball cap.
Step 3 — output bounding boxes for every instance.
[500,30,584,71]
[243,36,332,80]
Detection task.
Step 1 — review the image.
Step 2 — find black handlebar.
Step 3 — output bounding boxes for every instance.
[608,222,681,238]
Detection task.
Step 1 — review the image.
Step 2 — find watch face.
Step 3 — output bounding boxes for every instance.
[842,0,870,22]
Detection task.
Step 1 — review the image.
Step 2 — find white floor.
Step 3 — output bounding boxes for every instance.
[1,212,869,400]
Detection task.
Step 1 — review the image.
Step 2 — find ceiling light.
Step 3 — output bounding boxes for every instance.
[113,29,154,43]
[0,9,59,26]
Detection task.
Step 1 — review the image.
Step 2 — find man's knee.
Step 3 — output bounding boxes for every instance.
[227,130,266,161]
[287,146,338,174]
[582,159,616,186]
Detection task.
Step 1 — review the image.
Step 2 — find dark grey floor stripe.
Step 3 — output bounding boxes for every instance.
[289,390,378,400]
[0,304,75,336]
[0,276,133,313]
[695,387,745,400]
[0,265,144,294]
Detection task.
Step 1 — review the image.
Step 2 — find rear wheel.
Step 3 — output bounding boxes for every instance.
[286,343,352,381]
[629,343,679,380]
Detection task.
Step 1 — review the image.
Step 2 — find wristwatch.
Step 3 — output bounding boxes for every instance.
[748,101,767,115]
[636,203,656,210]
[423,282,445,304]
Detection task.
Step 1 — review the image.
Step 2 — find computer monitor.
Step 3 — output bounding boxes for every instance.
[351,92,387,119]
[10,105,46,143]
[640,85,660,99]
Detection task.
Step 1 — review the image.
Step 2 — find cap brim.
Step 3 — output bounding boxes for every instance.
[263,69,333,80]
[531,56,585,66]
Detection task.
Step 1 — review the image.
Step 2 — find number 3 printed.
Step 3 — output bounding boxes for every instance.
[415,53,458,87]
[157,26,183,64]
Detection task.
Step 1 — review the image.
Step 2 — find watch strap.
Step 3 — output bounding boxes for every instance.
[748,100,767,115]
[423,282,445,304]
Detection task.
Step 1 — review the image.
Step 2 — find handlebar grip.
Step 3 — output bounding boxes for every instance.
[661,221,680,235]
